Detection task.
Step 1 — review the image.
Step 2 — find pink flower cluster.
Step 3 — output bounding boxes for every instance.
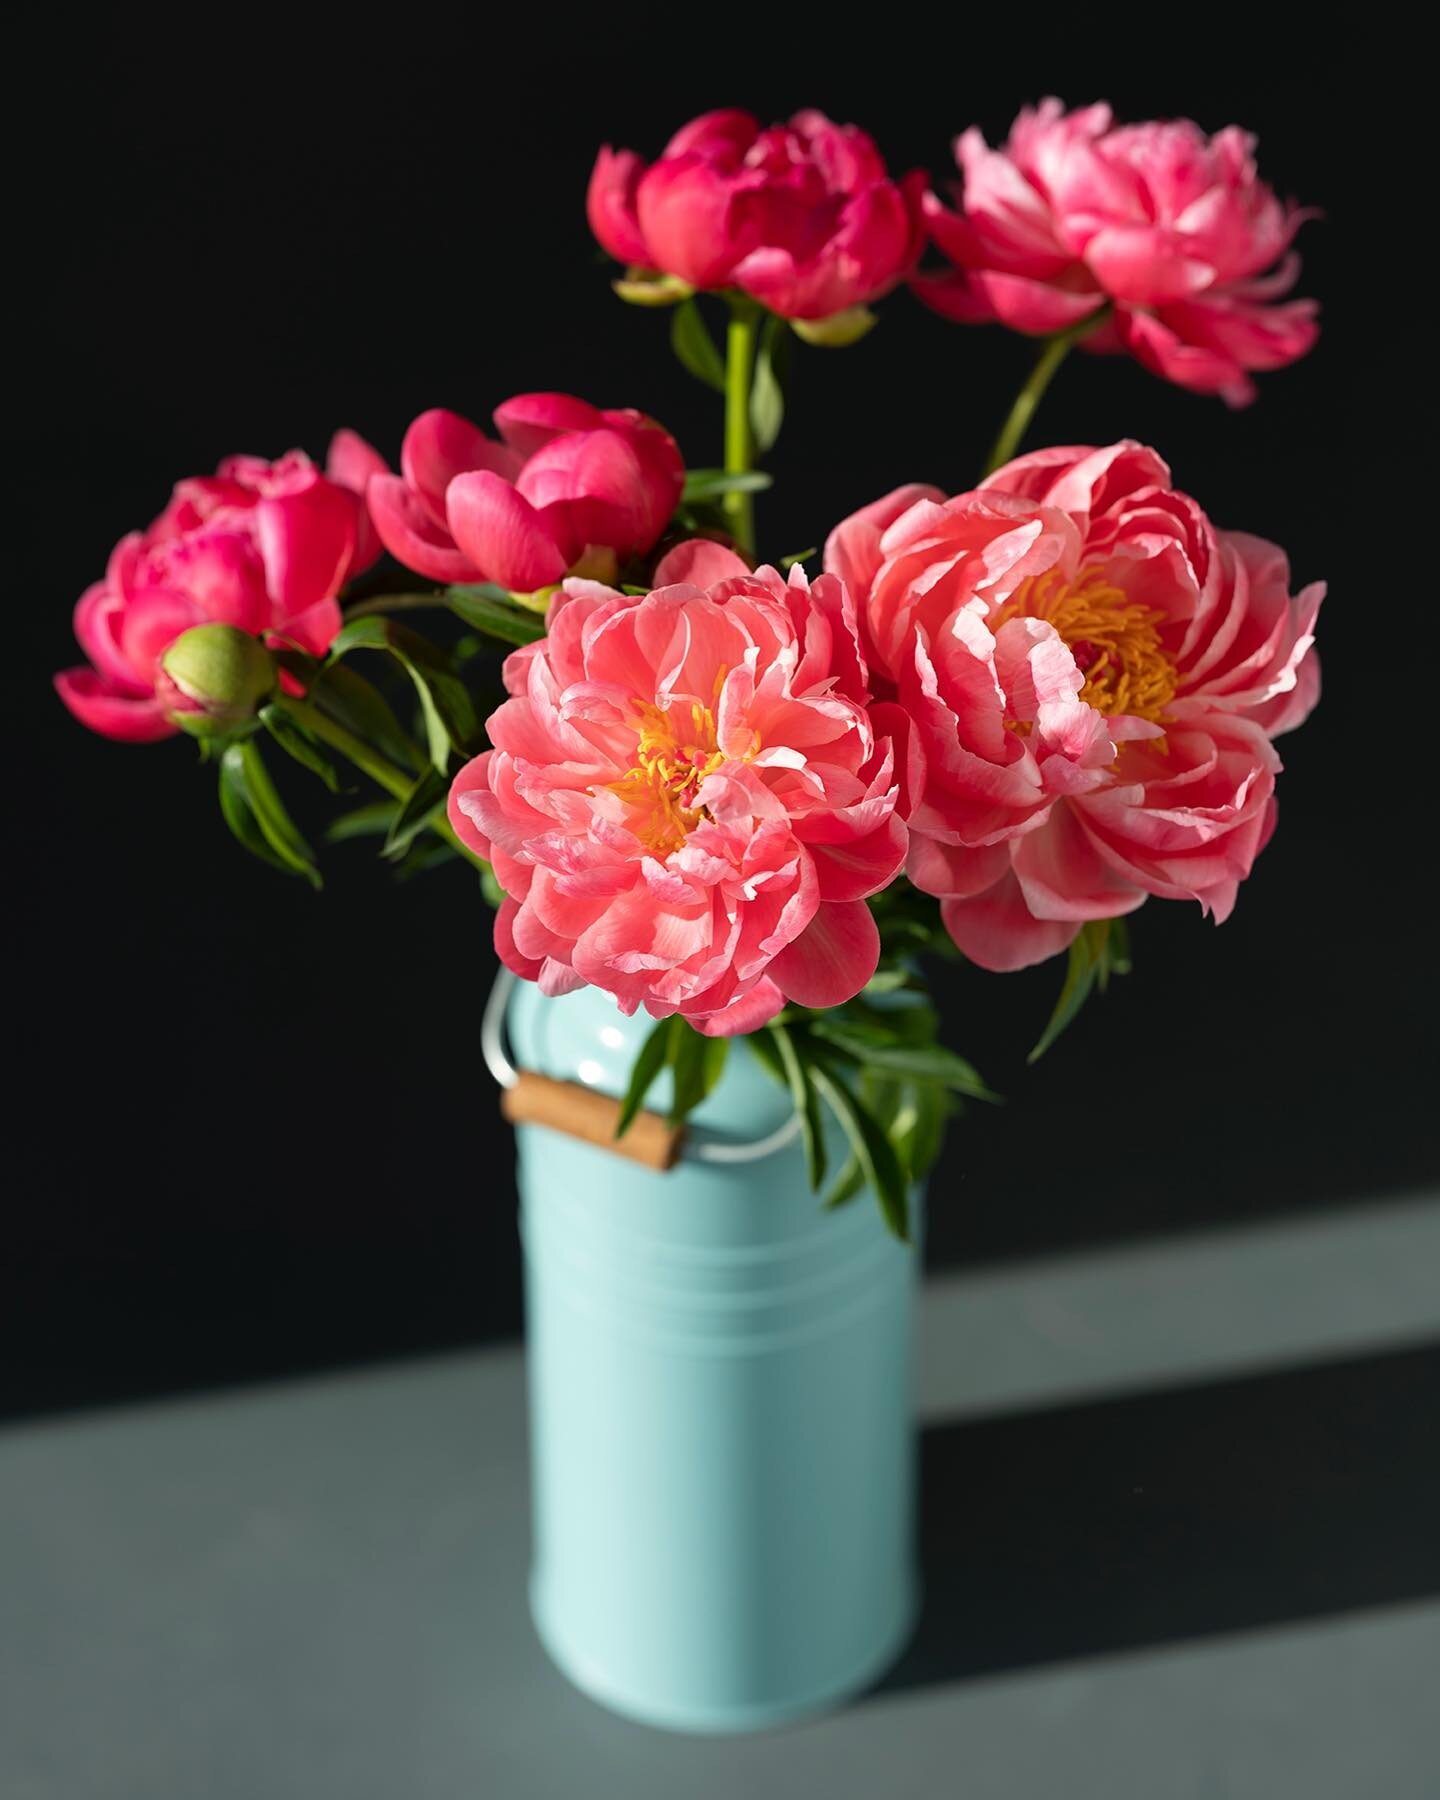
[589,108,924,322]
[447,439,1319,1020]
[55,435,384,742]
[56,94,1325,1017]
[913,100,1318,404]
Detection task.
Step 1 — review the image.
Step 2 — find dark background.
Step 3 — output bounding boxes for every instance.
[8,38,1418,1420]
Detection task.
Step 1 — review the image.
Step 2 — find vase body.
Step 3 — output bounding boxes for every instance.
[507,982,920,1734]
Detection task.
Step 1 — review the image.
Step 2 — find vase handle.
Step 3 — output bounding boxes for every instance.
[482,967,803,1169]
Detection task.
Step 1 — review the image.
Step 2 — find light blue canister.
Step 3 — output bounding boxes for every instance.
[505,980,921,1734]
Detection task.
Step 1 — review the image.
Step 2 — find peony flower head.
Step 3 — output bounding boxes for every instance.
[368,393,684,594]
[825,442,1322,971]
[914,100,1318,406]
[55,434,384,742]
[447,552,909,1034]
[588,108,925,324]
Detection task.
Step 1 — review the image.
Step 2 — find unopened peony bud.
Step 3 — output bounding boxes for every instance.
[160,625,276,733]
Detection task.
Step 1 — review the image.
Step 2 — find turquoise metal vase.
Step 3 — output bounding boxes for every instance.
[505,980,921,1734]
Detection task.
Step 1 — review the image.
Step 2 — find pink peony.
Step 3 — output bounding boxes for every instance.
[914,100,1318,406]
[825,443,1321,971]
[367,394,684,594]
[447,554,909,1034]
[588,108,924,322]
[55,436,385,743]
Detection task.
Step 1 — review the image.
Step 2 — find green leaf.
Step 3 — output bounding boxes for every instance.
[391,836,459,881]
[700,1033,730,1101]
[809,1024,999,1101]
[259,704,342,793]
[862,968,915,996]
[1029,920,1117,1064]
[1101,917,1133,987]
[766,1023,828,1194]
[479,863,507,908]
[680,468,774,503]
[382,764,451,859]
[779,547,817,571]
[824,1156,867,1210]
[670,298,727,393]
[445,584,548,647]
[745,1025,787,1086]
[221,742,321,889]
[891,1080,953,1188]
[809,1060,910,1241]
[615,1017,673,1141]
[329,617,477,770]
[325,800,400,843]
[750,313,790,454]
[667,1017,726,1127]
[218,748,299,880]
[307,663,420,775]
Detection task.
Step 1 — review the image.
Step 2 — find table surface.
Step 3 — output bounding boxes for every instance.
[4,1194,1439,1800]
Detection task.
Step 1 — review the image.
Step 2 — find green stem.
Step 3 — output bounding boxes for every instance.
[272,691,481,868]
[983,307,1110,476]
[723,299,760,556]
[343,591,448,621]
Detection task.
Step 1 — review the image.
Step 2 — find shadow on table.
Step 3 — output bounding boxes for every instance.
[875,1341,1440,1695]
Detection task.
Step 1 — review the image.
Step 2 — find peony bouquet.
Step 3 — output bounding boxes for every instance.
[56,101,1322,1239]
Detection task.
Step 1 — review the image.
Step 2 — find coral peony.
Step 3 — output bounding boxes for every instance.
[447,556,908,1033]
[825,442,1321,971]
[589,108,924,323]
[55,436,384,742]
[368,394,684,594]
[914,100,1317,405]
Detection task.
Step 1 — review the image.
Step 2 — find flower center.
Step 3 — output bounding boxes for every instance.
[608,698,726,855]
[997,565,1177,724]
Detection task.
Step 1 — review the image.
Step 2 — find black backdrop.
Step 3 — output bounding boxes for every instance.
[9,38,1416,1419]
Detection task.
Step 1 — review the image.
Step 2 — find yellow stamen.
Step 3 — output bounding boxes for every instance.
[994,565,1177,725]
[607,697,727,856]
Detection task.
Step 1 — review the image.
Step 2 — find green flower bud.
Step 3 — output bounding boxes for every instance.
[160,625,276,735]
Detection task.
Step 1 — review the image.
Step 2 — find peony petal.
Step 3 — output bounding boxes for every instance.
[446,471,569,592]
[494,392,607,459]
[807,814,908,902]
[326,428,389,575]
[636,156,751,290]
[400,409,522,526]
[653,539,751,587]
[447,752,496,861]
[1113,308,1253,404]
[255,477,356,615]
[54,668,176,742]
[687,977,786,1037]
[768,898,880,1007]
[823,483,945,625]
[586,147,652,267]
[941,868,1081,972]
[367,473,482,584]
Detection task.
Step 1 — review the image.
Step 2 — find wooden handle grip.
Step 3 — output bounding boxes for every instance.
[500,1071,684,1171]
